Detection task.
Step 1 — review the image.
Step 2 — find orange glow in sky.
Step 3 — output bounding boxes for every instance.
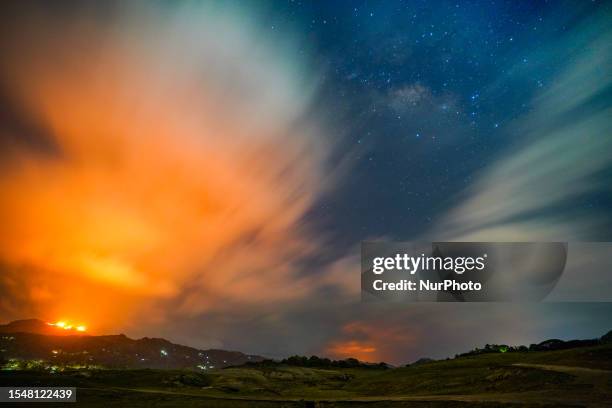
[47,321,87,333]
[0,6,332,334]
[326,340,378,362]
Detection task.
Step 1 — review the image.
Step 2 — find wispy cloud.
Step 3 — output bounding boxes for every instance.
[0,2,337,330]
[431,18,612,241]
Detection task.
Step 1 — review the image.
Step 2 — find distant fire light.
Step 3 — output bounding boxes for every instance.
[47,321,87,332]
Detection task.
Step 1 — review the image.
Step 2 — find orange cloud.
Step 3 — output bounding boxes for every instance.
[0,4,334,332]
[326,340,377,361]
[324,319,418,363]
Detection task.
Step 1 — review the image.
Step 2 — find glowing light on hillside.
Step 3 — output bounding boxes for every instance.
[47,321,87,332]
[0,3,330,331]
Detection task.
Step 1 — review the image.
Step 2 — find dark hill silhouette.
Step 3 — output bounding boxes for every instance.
[455,330,610,358]
[0,319,263,370]
[0,319,85,336]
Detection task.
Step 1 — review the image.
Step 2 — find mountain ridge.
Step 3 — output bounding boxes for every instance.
[0,319,264,370]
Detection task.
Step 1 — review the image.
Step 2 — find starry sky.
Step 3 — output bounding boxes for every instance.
[0,0,611,365]
[295,0,612,244]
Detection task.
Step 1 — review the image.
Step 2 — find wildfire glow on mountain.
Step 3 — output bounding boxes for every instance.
[1,0,610,367]
[0,2,335,333]
[47,321,87,332]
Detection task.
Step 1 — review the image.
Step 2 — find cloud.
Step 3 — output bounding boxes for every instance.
[0,2,337,331]
[309,12,612,365]
[430,19,612,242]
[325,319,417,362]
[1,3,610,368]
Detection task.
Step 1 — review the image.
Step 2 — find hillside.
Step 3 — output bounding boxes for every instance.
[1,343,610,407]
[1,324,611,406]
[0,318,86,336]
[0,319,263,370]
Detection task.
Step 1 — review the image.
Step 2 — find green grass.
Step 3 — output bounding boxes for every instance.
[1,344,610,407]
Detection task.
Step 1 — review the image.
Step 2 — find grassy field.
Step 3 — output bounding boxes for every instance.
[1,344,610,407]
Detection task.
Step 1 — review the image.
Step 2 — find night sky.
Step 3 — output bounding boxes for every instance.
[296,0,612,244]
[0,1,611,365]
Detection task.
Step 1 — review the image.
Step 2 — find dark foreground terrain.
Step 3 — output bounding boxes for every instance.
[2,342,611,407]
[0,319,263,370]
